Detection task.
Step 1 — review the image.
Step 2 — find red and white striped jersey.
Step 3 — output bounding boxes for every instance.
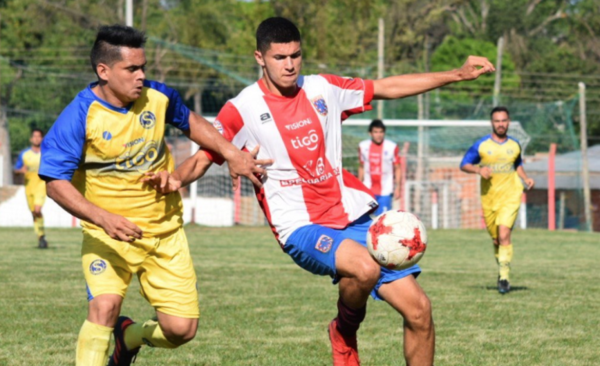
[358,139,400,196]
[204,74,377,245]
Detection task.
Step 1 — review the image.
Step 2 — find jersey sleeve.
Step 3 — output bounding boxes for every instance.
[319,74,374,120]
[144,80,191,132]
[393,144,400,165]
[39,102,87,181]
[14,150,26,170]
[513,139,523,168]
[202,102,247,165]
[460,142,482,167]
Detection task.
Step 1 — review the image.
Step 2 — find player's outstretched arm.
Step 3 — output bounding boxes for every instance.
[184,112,272,189]
[516,165,535,190]
[373,56,495,100]
[46,179,143,242]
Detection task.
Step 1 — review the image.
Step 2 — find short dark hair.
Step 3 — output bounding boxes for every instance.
[90,25,146,76]
[369,119,386,132]
[31,128,44,137]
[256,17,301,53]
[491,106,510,118]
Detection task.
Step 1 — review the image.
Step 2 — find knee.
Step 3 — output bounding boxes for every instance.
[354,259,381,289]
[404,294,433,331]
[161,319,197,347]
[88,297,122,326]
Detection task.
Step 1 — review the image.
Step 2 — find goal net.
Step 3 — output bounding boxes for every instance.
[171,119,531,229]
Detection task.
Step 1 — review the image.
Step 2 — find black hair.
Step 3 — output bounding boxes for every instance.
[90,25,147,76]
[256,17,301,53]
[369,119,386,132]
[490,106,510,118]
[31,128,44,137]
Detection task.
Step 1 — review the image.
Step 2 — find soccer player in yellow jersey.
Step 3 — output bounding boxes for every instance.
[39,25,268,366]
[460,106,534,294]
[14,128,48,248]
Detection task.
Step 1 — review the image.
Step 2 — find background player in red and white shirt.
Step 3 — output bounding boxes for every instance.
[358,119,401,215]
[145,17,495,366]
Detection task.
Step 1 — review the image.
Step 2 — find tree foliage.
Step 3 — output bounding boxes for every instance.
[0,0,598,156]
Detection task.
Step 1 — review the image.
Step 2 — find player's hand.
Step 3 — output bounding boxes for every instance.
[479,166,492,179]
[524,177,535,190]
[456,56,495,81]
[97,211,143,242]
[142,171,181,194]
[225,145,273,189]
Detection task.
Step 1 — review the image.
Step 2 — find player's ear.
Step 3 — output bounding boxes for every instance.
[96,62,110,82]
[254,50,265,67]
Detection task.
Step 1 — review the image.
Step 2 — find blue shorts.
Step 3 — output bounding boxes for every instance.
[284,214,421,300]
[374,195,393,215]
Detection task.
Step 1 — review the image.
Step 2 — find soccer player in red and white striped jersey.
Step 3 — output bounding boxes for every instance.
[358,119,401,215]
[145,17,495,366]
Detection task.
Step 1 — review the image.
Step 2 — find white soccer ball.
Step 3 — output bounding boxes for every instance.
[366,210,427,270]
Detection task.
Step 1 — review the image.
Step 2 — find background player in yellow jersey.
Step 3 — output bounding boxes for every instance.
[14,128,49,249]
[39,25,268,366]
[460,106,535,294]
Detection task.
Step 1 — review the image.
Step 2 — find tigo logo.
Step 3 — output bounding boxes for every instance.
[291,129,319,151]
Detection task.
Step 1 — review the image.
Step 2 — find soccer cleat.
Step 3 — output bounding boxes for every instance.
[38,236,48,249]
[498,279,511,294]
[328,318,361,366]
[108,316,140,366]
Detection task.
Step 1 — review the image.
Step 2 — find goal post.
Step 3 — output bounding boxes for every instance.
[184,118,531,229]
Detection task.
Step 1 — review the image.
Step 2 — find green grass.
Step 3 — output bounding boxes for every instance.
[0,226,598,365]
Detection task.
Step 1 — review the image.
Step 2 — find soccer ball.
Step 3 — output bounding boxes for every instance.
[366,210,427,270]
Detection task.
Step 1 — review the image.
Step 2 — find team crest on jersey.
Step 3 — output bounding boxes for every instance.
[102,131,112,141]
[315,235,333,253]
[507,149,514,155]
[89,259,107,275]
[311,96,328,116]
[213,120,224,135]
[139,111,156,129]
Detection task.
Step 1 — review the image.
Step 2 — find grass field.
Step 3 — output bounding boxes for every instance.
[0,226,598,366]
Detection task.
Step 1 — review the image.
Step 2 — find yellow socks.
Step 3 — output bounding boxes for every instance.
[76,320,112,366]
[498,244,513,281]
[124,319,178,350]
[34,216,45,237]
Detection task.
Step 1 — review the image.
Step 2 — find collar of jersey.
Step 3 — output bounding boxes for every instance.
[489,134,511,145]
[258,76,304,99]
[85,82,135,114]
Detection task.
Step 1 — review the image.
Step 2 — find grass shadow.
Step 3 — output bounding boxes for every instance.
[483,285,529,292]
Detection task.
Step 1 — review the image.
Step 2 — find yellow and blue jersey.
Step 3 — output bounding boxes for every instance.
[460,134,524,210]
[39,80,191,236]
[15,147,44,191]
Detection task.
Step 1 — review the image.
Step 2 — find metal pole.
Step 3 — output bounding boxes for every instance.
[578,82,592,232]
[548,143,557,231]
[126,0,133,27]
[493,36,504,107]
[558,191,566,230]
[377,18,384,119]
[519,192,527,229]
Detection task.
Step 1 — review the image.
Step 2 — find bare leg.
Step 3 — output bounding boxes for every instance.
[378,276,435,366]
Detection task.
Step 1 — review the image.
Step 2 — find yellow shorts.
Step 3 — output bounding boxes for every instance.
[82,227,199,318]
[483,203,521,239]
[25,186,46,212]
